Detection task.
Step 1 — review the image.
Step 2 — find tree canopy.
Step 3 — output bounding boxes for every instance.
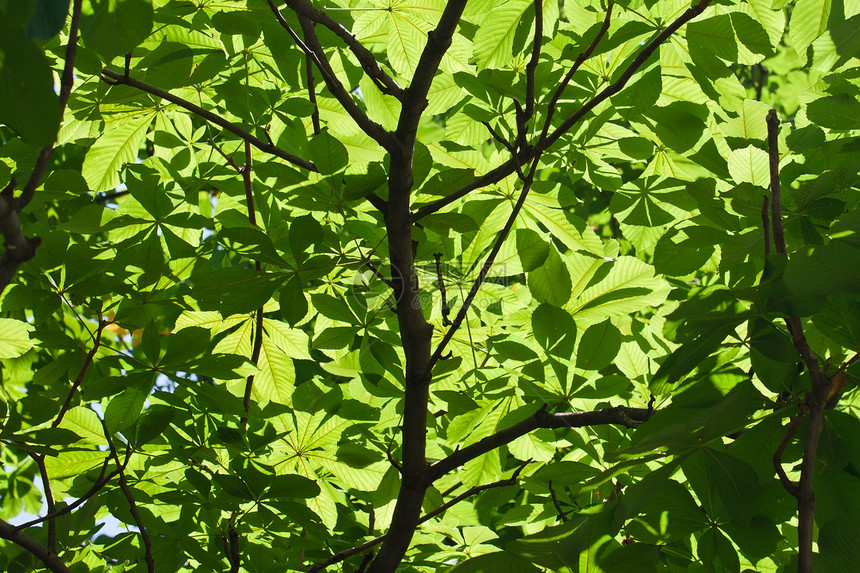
[1,0,859,572]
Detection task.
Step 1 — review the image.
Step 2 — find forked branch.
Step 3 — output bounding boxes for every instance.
[282,0,404,99]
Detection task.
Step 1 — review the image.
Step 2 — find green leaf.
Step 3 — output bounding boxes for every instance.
[81,0,154,61]
[265,474,320,500]
[785,242,860,296]
[280,275,308,326]
[447,552,542,573]
[727,144,770,188]
[194,267,281,316]
[104,384,149,433]
[516,228,550,272]
[0,318,34,358]
[788,0,832,53]
[532,303,577,358]
[472,0,530,69]
[0,21,61,145]
[576,320,622,372]
[82,113,155,192]
[27,0,70,40]
[308,130,348,174]
[528,246,572,307]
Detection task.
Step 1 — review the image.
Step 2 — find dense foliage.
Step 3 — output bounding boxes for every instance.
[1,0,859,572]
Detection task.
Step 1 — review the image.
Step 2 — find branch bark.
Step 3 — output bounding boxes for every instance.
[101,418,154,573]
[268,0,397,153]
[766,109,830,573]
[281,0,404,99]
[428,405,652,482]
[0,518,71,573]
[0,0,83,294]
[368,4,468,572]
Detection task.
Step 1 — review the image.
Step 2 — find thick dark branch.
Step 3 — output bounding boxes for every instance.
[101,418,154,573]
[0,518,71,573]
[309,464,527,573]
[267,0,396,153]
[282,0,404,99]
[54,320,106,428]
[100,68,315,171]
[427,406,652,483]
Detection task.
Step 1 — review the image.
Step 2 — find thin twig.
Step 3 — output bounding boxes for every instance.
[412,2,616,221]
[267,0,396,152]
[100,417,154,573]
[434,253,451,326]
[772,404,806,498]
[54,320,106,428]
[19,0,84,209]
[241,141,264,426]
[548,480,568,522]
[282,0,404,99]
[28,453,57,550]
[100,68,315,171]
[14,458,117,530]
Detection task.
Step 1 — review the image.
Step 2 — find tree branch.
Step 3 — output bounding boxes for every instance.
[282,0,404,99]
[411,2,615,222]
[240,141,264,426]
[28,453,57,551]
[19,0,84,210]
[13,458,117,531]
[267,0,396,153]
[766,109,830,573]
[0,518,71,573]
[0,181,41,295]
[54,320,106,428]
[542,0,712,150]
[427,405,652,483]
[523,0,544,125]
[99,68,315,171]
[368,4,469,572]
[100,417,154,573]
[309,463,528,573]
